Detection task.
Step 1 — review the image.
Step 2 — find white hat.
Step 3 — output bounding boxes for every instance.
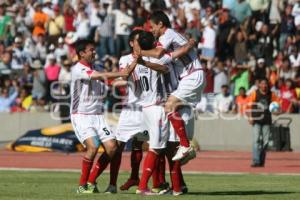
[14,37,22,43]
[49,44,55,50]
[32,60,42,69]
[43,0,52,4]
[65,32,78,45]
[255,21,263,32]
[257,58,265,64]
[58,37,64,44]
[48,54,55,60]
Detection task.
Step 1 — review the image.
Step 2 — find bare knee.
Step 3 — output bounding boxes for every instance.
[104,140,118,158]
[86,145,98,160]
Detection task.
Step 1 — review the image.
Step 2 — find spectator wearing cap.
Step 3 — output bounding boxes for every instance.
[43,0,54,18]
[94,1,116,58]
[214,84,234,113]
[44,54,60,82]
[0,3,12,43]
[253,58,270,81]
[46,5,65,45]
[112,1,133,57]
[31,59,46,102]
[54,37,68,64]
[32,2,49,38]
[11,36,31,72]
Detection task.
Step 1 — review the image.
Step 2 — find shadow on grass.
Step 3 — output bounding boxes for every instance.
[188,191,295,196]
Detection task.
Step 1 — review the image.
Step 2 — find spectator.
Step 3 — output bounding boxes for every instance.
[63,3,76,32]
[31,59,46,105]
[280,79,297,113]
[95,2,115,58]
[0,85,18,112]
[235,86,249,115]
[232,0,252,24]
[73,5,90,40]
[214,84,234,113]
[252,58,270,81]
[231,64,250,96]
[228,27,249,63]
[280,4,295,50]
[0,3,12,44]
[279,58,295,80]
[200,19,216,60]
[32,2,49,38]
[247,78,280,167]
[54,37,69,64]
[112,1,133,57]
[11,36,31,72]
[46,5,65,45]
[213,61,228,94]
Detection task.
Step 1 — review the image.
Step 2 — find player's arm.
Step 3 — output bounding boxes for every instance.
[170,39,196,59]
[140,47,165,59]
[111,78,128,87]
[91,58,137,80]
[137,57,169,74]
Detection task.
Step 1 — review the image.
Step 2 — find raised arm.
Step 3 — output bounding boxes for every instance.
[171,39,196,59]
[140,47,165,59]
[137,57,169,74]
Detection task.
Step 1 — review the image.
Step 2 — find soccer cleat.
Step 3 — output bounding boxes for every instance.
[180,149,196,165]
[119,179,140,190]
[136,189,160,195]
[173,190,183,196]
[172,145,194,161]
[87,182,99,193]
[151,182,170,194]
[182,185,188,194]
[76,185,93,194]
[104,185,117,194]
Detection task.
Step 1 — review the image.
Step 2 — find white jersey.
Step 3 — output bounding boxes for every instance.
[70,61,106,115]
[137,54,172,107]
[120,53,172,107]
[157,28,202,78]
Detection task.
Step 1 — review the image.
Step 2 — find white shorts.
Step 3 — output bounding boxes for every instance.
[168,106,195,142]
[142,105,169,149]
[71,114,115,145]
[115,108,149,142]
[172,70,205,106]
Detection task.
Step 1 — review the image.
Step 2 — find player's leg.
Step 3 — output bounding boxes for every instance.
[165,95,193,161]
[165,141,184,196]
[151,151,169,194]
[104,141,126,193]
[120,138,143,190]
[77,136,101,193]
[137,105,168,195]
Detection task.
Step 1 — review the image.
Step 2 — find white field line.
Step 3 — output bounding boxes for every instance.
[1,167,300,176]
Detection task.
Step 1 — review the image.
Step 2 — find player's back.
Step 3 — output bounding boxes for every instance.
[158,28,202,78]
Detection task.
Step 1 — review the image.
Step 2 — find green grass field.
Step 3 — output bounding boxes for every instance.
[1,170,300,200]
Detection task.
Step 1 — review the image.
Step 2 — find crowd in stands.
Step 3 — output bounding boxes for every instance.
[0,0,300,116]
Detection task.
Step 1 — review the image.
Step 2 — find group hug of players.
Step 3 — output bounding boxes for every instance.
[70,10,205,196]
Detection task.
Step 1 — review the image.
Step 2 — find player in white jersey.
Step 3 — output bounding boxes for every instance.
[140,10,205,162]
[70,39,135,194]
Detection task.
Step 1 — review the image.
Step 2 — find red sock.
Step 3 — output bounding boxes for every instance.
[88,153,110,184]
[130,149,143,180]
[168,112,190,147]
[138,151,158,190]
[152,158,160,188]
[79,157,93,186]
[178,167,186,187]
[109,151,122,186]
[158,154,166,184]
[170,160,181,192]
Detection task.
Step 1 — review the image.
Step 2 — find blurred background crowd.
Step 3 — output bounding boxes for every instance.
[0,0,300,118]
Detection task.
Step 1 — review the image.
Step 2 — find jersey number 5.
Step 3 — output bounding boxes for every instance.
[103,128,110,135]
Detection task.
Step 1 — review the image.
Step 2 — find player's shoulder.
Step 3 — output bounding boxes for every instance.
[119,54,134,66]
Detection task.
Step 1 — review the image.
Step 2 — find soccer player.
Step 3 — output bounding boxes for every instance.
[70,39,135,193]
[140,10,205,162]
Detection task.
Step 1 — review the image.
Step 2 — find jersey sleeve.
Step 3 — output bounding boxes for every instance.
[119,56,128,71]
[72,66,94,80]
[157,53,173,65]
[158,30,173,50]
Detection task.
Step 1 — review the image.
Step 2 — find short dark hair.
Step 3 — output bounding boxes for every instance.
[74,39,95,58]
[221,84,229,89]
[138,31,155,50]
[239,87,246,92]
[149,10,171,28]
[128,29,144,46]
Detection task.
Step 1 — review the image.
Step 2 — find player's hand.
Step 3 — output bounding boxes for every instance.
[188,38,196,48]
[248,119,254,125]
